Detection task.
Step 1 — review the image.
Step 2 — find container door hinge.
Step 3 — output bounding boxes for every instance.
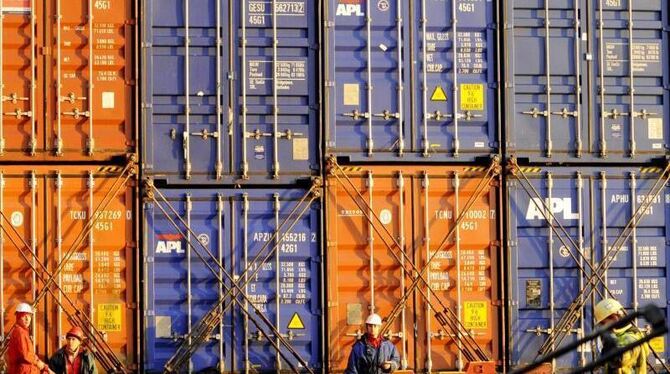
[127,303,138,309]
[327,301,338,308]
[507,239,516,248]
[144,310,155,317]
[324,81,335,87]
[490,240,501,249]
[126,79,136,86]
[125,18,137,25]
[491,300,503,306]
[40,46,50,55]
[144,256,154,263]
[324,20,335,28]
[327,241,337,247]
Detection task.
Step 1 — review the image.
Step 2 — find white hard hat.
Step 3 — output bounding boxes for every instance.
[594,298,624,324]
[15,303,34,314]
[365,313,382,326]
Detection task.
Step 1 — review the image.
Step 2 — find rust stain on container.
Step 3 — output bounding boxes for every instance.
[0,165,138,367]
[326,165,502,372]
[0,0,136,160]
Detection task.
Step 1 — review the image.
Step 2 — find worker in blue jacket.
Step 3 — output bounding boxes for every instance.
[345,313,401,374]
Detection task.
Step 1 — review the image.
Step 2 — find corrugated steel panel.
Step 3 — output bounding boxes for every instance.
[0,0,136,160]
[143,187,323,372]
[0,165,138,368]
[141,0,319,185]
[324,0,500,162]
[507,165,670,370]
[326,165,502,372]
[504,1,669,163]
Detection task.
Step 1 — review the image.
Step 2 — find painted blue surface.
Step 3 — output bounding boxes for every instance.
[324,0,499,162]
[142,0,319,184]
[144,187,322,372]
[504,0,670,163]
[507,166,670,369]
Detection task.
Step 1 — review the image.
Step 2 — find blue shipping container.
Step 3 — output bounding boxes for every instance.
[324,0,499,162]
[507,165,670,370]
[142,0,319,184]
[143,187,323,372]
[504,1,670,163]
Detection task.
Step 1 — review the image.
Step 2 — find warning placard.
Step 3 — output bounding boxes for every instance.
[287,312,305,329]
[463,301,488,329]
[649,336,665,353]
[460,84,484,111]
[430,86,447,102]
[97,303,122,332]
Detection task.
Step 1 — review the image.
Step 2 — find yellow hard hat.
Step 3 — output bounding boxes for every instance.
[594,298,624,324]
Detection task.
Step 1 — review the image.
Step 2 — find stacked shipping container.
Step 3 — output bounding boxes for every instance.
[0,0,139,371]
[504,0,670,372]
[141,0,324,372]
[324,0,503,372]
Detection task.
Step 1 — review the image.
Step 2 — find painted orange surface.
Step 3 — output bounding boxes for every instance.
[0,165,138,368]
[0,0,136,160]
[326,165,502,372]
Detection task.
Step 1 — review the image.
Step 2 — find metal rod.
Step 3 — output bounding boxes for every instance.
[87,0,94,155]
[544,0,552,157]
[274,193,281,371]
[576,173,585,366]
[423,173,432,372]
[598,0,606,157]
[217,194,224,369]
[241,0,248,179]
[368,171,375,309]
[451,0,459,157]
[397,172,407,369]
[243,193,250,374]
[396,0,404,156]
[215,0,222,179]
[454,172,463,371]
[272,0,279,178]
[627,0,635,157]
[88,172,95,326]
[56,0,63,155]
[631,174,638,311]
[0,3,5,155]
[186,194,193,373]
[56,173,63,344]
[600,172,608,287]
[366,0,373,156]
[0,173,4,340]
[184,0,191,179]
[547,173,555,369]
[30,172,36,346]
[421,0,428,156]
[29,0,35,155]
[574,0,582,157]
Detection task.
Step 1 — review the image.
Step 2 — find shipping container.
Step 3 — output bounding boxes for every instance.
[504,1,670,163]
[143,186,323,372]
[0,164,139,370]
[324,0,500,162]
[325,164,503,372]
[0,0,137,161]
[506,164,670,371]
[141,0,320,185]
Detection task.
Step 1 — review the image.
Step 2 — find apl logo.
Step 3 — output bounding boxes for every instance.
[525,198,579,220]
[155,233,185,254]
[336,0,364,16]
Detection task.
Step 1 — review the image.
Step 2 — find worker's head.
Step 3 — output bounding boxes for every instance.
[14,303,34,328]
[66,327,85,352]
[365,313,383,338]
[595,298,625,328]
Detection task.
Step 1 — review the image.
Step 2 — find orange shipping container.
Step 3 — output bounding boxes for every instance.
[0,164,138,370]
[326,165,503,372]
[0,0,136,160]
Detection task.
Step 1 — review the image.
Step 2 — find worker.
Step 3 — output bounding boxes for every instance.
[595,298,649,374]
[345,313,400,374]
[48,326,97,374]
[6,302,52,374]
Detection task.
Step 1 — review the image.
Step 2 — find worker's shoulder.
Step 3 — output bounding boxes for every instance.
[380,339,398,349]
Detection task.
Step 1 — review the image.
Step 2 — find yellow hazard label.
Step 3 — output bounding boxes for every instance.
[430,86,447,101]
[460,84,484,111]
[287,312,305,329]
[649,336,665,353]
[463,301,488,329]
[97,303,122,332]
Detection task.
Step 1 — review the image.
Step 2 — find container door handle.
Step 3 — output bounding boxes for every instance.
[2,93,29,103]
[372,109,400,120]
[4,109,33,118]
[245,129,272,139]
[61,108,90,119]
[342,109,370,120]
[190,130,219,140]
[276,130,304,140]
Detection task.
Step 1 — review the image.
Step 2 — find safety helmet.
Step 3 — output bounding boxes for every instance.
[594,298,624,324]
[66,326,85,341]
[365,313,382,326]
[15,303,34,315]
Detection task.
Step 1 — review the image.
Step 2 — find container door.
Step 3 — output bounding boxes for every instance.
[143,0,227,183]
[324,0,409,161]
[413,171,499,371]
[0,171,46,351]
[509,172,589,369]
[231,190,322,371]
[46,0,135,159]
[0,1,43,158]
[144,192,225,372]
[326,171,413,370]
[233,0,318,182]
[414,0,497,159]
[593,171,669,360]
[504,1,587,161]
[590,3,669,160]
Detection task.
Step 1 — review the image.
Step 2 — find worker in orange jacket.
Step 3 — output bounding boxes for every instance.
[6,303,54,374]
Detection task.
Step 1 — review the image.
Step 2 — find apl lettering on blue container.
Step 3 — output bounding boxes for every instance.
[143,187,323,372]
[142,0,319,184]
[504,1,669,163]
[324,0,499,162]
[507,165,670,370]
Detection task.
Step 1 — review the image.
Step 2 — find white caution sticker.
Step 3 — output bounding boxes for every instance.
[648,118,663,140]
